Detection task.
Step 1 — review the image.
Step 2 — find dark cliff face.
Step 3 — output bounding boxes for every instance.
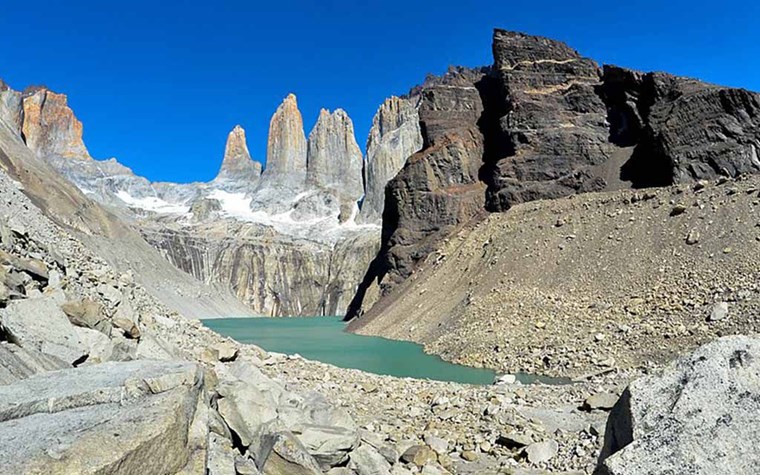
[346,28,760,321]
[347,67,496,317]
[603,66,760,187]
[381,67,489,286]
[484,30,615,211]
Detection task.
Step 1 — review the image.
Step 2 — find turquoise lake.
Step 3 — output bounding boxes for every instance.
[203,317,565,385]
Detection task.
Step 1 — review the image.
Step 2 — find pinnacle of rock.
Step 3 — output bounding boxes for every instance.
[306,108,363,202]
[21,88,92,161]
[360,96,423,222]
[263,93,307,180]
[215,125,262,182]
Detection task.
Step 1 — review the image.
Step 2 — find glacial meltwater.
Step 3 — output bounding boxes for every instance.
[203,317,566,385]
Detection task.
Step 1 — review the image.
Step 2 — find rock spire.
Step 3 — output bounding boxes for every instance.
[263,93,307,180]
[306,108,363,202]
[360,96,423,222]
[215,125,262,182]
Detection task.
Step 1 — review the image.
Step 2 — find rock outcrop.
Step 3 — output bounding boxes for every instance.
[360,96,423,223]
[21,88,92,161]
[347,28,760,322]
[0,82,23,135]
[143,223,379,316]
[214,125,262,184]
[0,361,204,475]
[306,108,363,203]
[484,30,616,212]
[347,67,491,316]
[597,336,760,475]
[601,66,760,187]
[263,93,308,180]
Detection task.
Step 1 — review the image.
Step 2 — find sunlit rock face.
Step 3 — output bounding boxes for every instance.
[214,125,262,185]
[263,93,308,182]
[0,82,397,316]
[22,88,92,161]
[0,81,23,135]
[360,96,423,224]
[307,108,364,204]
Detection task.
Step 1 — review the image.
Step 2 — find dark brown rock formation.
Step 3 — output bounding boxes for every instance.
[602,66,760,187]
[347,67,492,316]
[347,29,760,321]
[484,30,617,211]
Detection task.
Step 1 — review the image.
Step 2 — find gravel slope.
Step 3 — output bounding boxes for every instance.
[349,176,760,379]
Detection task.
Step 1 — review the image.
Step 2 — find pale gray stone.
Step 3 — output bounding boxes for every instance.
[256,431,322,475]
[525,440,558,464]
[348,443,392,475]
[599,336,760,475]
[1,296,87,364]
[297,424,359,469]
[0,360,202,474]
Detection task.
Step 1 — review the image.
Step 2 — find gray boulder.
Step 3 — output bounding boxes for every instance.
[0,296,88,364]
[0,360,204,474]
[256,431,322,475]
[297,424,360,469]
[348,443,393,475]
[0,341,68,385]
[598,336,760,474]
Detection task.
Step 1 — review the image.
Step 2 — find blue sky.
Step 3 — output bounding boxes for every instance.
[2,1,758,183]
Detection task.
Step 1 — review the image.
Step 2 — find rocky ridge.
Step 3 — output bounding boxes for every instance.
[347,28,760,323]
[0,83,422,316]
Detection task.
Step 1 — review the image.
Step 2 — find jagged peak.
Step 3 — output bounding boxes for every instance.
[20,85,92,161]
[216,124,261,181]
[265,93,307,177]
[308,108,358,143]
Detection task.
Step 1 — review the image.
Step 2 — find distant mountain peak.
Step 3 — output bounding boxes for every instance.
[215,125,261,182]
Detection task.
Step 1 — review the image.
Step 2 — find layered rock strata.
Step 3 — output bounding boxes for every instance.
[347,29,760,320]
[143,222,379,316]
[347,67,492,316]
[484,30,617,211]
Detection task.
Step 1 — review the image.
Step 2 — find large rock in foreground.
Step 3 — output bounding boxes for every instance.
[0,360,204,475]
[597,336,760,475]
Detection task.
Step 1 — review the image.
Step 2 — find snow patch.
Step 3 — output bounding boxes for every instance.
[208,189,329,226]
[115,190,190,214]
